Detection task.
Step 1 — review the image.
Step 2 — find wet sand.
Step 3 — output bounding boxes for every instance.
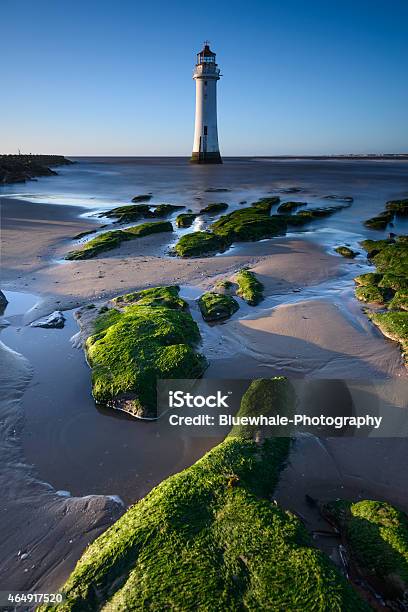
[0,340,124,592]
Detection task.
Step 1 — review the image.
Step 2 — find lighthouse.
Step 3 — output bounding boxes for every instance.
[191,42,222,164]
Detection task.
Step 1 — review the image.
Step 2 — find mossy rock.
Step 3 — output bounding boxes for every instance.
[211,208,287,243]
[372,241,408,277]
[86,287,207,417]
[102,203,183,223]
[236,269,264,306]
[378,273,408,292]
[364,210,394,230]
[355,285,390,305]
[175,231,228,257]
[131,194,152,202]
[230,378,296,439]
[368,311,408,363]
[199,202,229,214]
[251,196,280,212]
[277,201,307,213]
[112,286,187,310]
[385,198,408,215]
[198,292,239,322]
[66,221,173,260]
[102,204,152,222]
[335,246,358,258]
[388,291,408,311]
[325,499,408,597]
[354,272,383,286]
[152,204,185,217]
[297,207,343,219]
[43,380,368,612]
[176,213,198,228]
[360,238,395,257]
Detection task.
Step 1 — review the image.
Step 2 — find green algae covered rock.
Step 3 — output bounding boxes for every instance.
[112,285,187,310]
[385,198,408,215]
[355,285,390,305]
[102,204,152,221]
[199,202,228,214]
[86,286,207,417]
[325,499,408,598]
[355,236,407,364]
[175,213,198,228]
[297,207,342,219]
[368,311,408,364]
[230,377,296,439]
[102,203,184,223]
[251,196,280,212]
[66,221,173,260]
[236,269,264,305]
[372,241,408,276]
[175,231,228,257]
[360,238,395,257]
[364,210,394,230]
[211,208,287,243]
[335,246,358,258]
[198,291,239,321]
[378,273,408,292]
[277,201,307,213]
[43,379,368,612]
[354,272,383,286]
[388,291,408,311]
[131,194,152,202]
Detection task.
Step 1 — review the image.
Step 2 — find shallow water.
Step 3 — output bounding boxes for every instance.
[1,157,408,238]
[1,292,221,505]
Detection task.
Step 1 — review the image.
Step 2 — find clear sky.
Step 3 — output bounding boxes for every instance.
[1,0,407,156]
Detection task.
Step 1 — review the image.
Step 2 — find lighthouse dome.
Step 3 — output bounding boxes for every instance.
[197,43,216,64]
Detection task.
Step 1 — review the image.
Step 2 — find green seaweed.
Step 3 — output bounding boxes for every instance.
[198,292,239,321]
[360,238,394,257]
[388,291,408,311]
[86,286,207,417]
[175,231,228,257]
[364,210,394,230]
[65,221,173,260]
[277,201,307,213]
[325,499,408,596]
[335,246,358,258]
[250,196,280,212]
[112,285,187,309]
[368,311,408,363]
[355,285,390,305]
[131,194,152,202]
[199,202,229,214]
[385,198,408,215]
[354,272,384,286]
[102,203,184,223]
[175,213,198,228]
[372,242,408,276]
[236,269,264,306]
[211,208,287,242]
[42,379,368,612]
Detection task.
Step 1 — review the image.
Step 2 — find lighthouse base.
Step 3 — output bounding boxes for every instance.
[191,151,223,164]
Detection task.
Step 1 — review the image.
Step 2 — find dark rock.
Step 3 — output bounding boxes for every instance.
[30,311,65,329]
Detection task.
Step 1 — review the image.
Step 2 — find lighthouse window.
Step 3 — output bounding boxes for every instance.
[204,81,207,86]
[203,126,208,135]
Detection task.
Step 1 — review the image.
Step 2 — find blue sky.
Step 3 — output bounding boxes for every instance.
[1,0,407,155]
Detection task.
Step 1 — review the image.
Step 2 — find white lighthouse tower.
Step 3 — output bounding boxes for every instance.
[191,42,222,164]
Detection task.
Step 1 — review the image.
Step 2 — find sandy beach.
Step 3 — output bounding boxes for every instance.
[0,158,407,594]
